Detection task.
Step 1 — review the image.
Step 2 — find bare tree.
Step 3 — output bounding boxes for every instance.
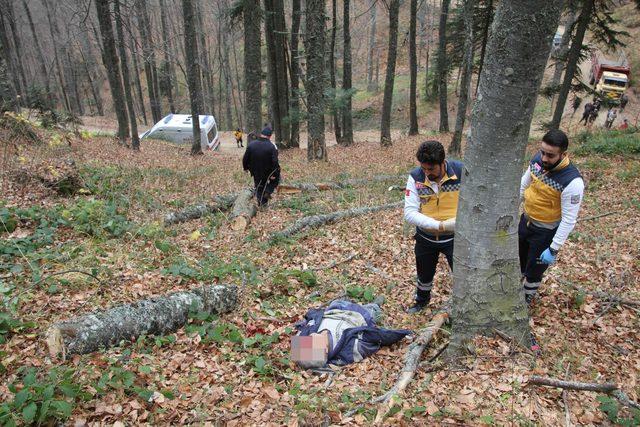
[366,0,378,92]
[95,0,130,143]
[21,0,53,107]
[437,0,450,132]
[380,0,400,147]
[449,0,475,157]
[115,0,140,149]
[409,0,419,135]
[289,0,301,147]
[182,0,203,155]
[341,0,353,146]
[159,0,177,114]
[329,0,342,143]
[244,0,262,134]
[449,0,562,353]
[136,0,162,123]
[305,0,327,161]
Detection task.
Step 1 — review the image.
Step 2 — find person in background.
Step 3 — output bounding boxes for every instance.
[234,128,244,148]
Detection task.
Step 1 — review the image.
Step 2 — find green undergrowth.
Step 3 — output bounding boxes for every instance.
[574,128,640,156]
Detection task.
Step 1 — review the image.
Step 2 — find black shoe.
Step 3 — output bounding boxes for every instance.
[407,302,427,314]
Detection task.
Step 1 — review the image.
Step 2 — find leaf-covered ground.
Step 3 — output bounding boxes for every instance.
[1,127,639,426]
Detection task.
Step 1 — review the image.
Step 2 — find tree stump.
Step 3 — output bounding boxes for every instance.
[45,284,237,359]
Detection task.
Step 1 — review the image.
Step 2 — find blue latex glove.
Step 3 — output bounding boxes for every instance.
[539,248,556,265]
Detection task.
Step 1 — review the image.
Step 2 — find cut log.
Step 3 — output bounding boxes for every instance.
[46,284,237,359]
[374,311,449,424]
[164,194,237,225]
[277,174,405,195]
[229,189,257,231]
[271,201,402,241]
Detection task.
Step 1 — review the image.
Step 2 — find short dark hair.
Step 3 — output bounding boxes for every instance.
[542,129,569,152]
[416,140,445,164]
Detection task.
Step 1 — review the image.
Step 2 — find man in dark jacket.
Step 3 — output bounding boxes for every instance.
[242,127,281,206]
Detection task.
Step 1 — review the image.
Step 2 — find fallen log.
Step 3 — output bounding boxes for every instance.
[270,201,402,241]
[46,284,237,359]
[164,194,238,225]
[528,376,640,410]
[374,311,449,423]
[277,174,405,195]
[229,189,257,231]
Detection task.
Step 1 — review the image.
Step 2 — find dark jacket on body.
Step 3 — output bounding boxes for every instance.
[242,137,280,182]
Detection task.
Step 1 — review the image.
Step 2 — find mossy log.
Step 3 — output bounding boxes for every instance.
[46,285,237,359]
[164,194,238,225]
[270,201,402,241]
[229,189,257,231]
[277,174,405,195]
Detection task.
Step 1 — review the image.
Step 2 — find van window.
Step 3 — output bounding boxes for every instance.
[603,78,626,88]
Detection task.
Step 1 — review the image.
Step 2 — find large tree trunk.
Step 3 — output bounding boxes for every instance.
[409,0,419,135]
[366,0,378,92]
[437,0,450,132]
[197,0,216,118]
[329,0,342,143]
[244,0,262,134]
[305,0,327,161]
[449,0,562,353]
[289,0,301,148]
[475,0,494,97]
[95,0,130,143]
[159,0,177,114]
[550,0,594,130]
[182,0,203,155]
[115,0,140,149]
[21,0,53,107]
[137,0,162,123]
[380,0,400,147]
[341,0,354,146]
[449,0,475,157]
[77,12,105,116]
[164,194,238,225]
[0,7,21,108]
[3,0,27,101]
[46,285,238,358]
[264,0,290,147]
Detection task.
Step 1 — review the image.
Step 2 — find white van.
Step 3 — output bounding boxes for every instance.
[140,114,220,150]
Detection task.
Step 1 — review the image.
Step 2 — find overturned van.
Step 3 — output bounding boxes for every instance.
[140,114,220,150]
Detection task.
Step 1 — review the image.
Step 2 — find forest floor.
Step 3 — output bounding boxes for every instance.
[1,118,639,425]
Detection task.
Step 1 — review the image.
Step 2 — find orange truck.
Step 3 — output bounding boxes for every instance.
[589,51,630,103]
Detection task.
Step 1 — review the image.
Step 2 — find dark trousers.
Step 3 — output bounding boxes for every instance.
[518,214,556,284]
[414,234,454,303]
[254,176,278,206]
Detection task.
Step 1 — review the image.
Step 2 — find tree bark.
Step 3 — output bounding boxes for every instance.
[437,0,450,132]
[0,6,20,108]
[95,0,130,143]
[550,0,594,130]
[475,0,493,97]
[305,0,327,161]
[42,0,71,113]
[449,0,475,157]
[449,0,562,353]
[289,0,301,147]
[46,285,238,358]
[380,0,400,147]
[277,174,405,194]
[409,0,419,135]
[341,0,354,145]
[229,189,258,231]
[244,0,262,134]
[366,0,378,92]
[3,0,27,100]
[159,0,177,114]
[271,202,402,241]
[164,194,238,225]
[182,0,203,155]
[329,0,342,143]
[115,0,140,149]
[528,376,618,393]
